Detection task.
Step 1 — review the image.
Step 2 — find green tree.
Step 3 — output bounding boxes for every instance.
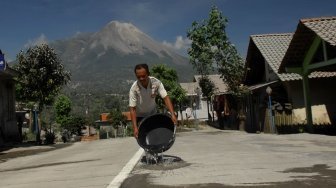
[187,6,246,95]
[151,64,178,91]
[168,84,188,122]
[54,95,72,126]
[107,109,127,129]
[54,95,86,136]
[14,44,70,143]
[187,6,248,121]
[151,64,187,117]
[14,44,71,110]
[63,115,86,136]
[198,77,215,101]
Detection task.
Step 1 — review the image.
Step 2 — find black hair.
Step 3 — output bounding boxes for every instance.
[134,63,150,74]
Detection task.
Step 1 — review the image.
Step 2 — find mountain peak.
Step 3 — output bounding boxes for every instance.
[51,20,193,94]
[91,20,157,55]
[106,21,140,33]
[104,21,143,38]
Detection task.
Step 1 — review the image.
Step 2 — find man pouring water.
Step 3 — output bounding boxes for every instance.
[129,63,177,139]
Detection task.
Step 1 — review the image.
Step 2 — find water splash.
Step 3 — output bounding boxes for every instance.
[140,153,190,170]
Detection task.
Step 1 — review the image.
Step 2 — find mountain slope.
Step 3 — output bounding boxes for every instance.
[51,21,195,94]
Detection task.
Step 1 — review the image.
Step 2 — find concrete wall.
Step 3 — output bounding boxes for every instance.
[244,77,336,133]
[284,77,336,125]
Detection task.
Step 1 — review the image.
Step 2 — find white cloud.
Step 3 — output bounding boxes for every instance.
[24,34,48,48]
[162,35,191,51]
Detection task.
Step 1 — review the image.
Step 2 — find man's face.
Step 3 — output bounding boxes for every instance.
[135,68,149,87]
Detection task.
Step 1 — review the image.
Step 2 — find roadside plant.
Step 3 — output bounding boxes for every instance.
[107,109,127,129]
[14,44,71,110]
[187,6,247,96]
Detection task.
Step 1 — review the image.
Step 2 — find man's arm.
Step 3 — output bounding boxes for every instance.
[163,96,178,125]
[130,106,138,138]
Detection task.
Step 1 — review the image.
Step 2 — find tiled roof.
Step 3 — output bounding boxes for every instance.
[248,33,336,81]
[0,66,18,78]
[248,33,302,81]
[194,74,229,94]
[98,112,132,122]
[279,16,336,76]
[180,82,199,96]
[302,17,336,46]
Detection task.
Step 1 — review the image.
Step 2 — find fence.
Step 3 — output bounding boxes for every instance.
[264,105,333,134]
[99,124,130,139]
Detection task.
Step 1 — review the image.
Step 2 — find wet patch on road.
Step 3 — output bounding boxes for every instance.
[139,155,190,171]
[278,164,336,186]
[121,174,227,188]
[121,164,336,187]
[238,164,336,187]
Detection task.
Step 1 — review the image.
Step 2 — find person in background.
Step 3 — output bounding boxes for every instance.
[129,63,177,138]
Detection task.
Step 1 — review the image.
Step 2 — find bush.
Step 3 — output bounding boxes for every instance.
[62,115,86,136]
[126,124,134,137]
[44,131,56,144]
[22,131,37,142]
[107,109,127,129]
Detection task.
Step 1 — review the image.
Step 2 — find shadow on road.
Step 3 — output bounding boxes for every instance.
[121,164,336,188]
[0,143,72,163]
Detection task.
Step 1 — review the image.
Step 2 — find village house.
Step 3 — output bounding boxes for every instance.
[279,16,336,133]
[95,111,131,138]
[180,74,239,129]
[243,16,336,134]
[0,52,19,145]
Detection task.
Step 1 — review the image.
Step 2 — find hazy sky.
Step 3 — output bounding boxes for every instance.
[1,0,336,61]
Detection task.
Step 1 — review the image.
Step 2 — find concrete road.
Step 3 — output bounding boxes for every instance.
[122,128,336,187]
[0,138,140,188]
[1,127,336,188]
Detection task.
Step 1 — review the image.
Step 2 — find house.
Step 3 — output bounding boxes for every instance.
[279,16,336,132]
[244,20,336,134]
[178,82,200,120]
[95,112,131,125]
[193,74,238,128]
[95,112,131,138]
[179,82,200,108]
[0,58,19,145]
[193,74,229,96]
[180,74,237,128]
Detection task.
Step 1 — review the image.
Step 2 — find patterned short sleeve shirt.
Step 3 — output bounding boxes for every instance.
[129,76,167,117]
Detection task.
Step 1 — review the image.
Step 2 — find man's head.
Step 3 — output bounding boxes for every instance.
[134,64,150,87]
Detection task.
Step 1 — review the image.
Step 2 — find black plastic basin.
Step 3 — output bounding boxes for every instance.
[137,113,176,154]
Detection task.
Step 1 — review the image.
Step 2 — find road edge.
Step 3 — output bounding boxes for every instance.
[106,148,144,188]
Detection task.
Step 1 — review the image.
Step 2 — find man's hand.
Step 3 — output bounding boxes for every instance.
[163,96,178,126]
[130,107,138,138]
[171,114,178,126]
